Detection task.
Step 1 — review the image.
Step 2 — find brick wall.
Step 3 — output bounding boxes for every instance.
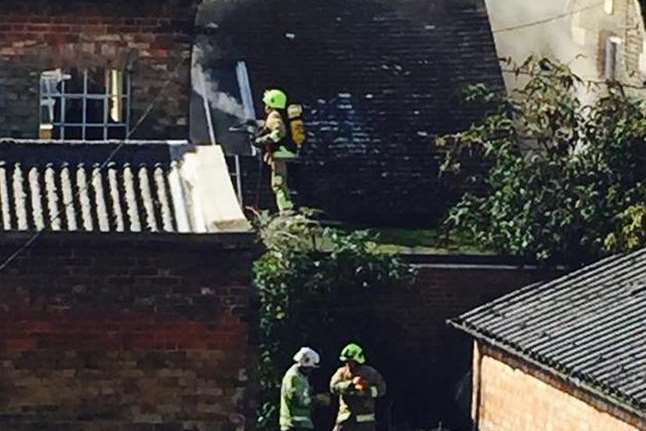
[0,230,565,431]
[307,260,562,431]
[0,232,257,431]
[472,342,646,431]
[0,0,198,140]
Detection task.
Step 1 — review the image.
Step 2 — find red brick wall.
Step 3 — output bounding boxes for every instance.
[0,233,256,431]
[0,234,563,431]
[472,342,646,431]
[0,0,198,139]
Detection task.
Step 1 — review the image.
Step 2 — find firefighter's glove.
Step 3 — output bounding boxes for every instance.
[351,377,377,397]
[352,377,368,388]
[254,135,270,148]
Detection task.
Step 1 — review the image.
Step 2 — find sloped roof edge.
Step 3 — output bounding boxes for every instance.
[449,248,646,419]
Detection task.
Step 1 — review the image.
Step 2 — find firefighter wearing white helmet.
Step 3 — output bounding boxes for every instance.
[280,347,320,431]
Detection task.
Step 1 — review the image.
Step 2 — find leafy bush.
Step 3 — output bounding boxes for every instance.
[252,209,415,431]
[605,204,646,253]
[439,58,646,264]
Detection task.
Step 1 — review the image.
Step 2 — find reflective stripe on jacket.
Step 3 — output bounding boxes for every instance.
[280,364,314,430]
[330,365,386,424]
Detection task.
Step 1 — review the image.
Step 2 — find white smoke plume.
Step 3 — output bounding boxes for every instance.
[192,45,247,121]
[485,0,606,102]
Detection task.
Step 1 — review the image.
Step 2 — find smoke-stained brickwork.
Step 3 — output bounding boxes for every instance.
[0,233,256,431]
[0,0,199,140]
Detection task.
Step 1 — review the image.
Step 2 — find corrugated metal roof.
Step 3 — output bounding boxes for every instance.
[0,140,226,233]
[450,248,646,416]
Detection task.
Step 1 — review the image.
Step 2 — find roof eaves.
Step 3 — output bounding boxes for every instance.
[448,318,646,420]
[0,138,189,146]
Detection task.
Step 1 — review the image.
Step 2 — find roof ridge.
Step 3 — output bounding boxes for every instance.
[451,247,646,418]
[456,250,646,324]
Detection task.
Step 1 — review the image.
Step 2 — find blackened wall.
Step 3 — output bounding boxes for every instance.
[199,0,503,225]
[0,233,256,431]
[0,0,198,140]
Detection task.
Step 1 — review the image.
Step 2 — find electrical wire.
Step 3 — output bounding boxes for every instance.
[500,68,646,90]
[493,2,604,34]
[0,68,178,274]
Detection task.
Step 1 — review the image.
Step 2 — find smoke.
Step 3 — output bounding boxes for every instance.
[485,0,603,102]
[191,45,247,121]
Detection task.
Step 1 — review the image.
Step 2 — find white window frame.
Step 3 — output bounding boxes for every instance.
[604,37,622,81]
[604,0,614,15]
[40,68,131,140]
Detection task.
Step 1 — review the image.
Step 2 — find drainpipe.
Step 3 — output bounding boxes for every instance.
[471,341,483,431]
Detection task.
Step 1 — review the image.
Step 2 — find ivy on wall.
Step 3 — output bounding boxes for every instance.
[252,210,416,431]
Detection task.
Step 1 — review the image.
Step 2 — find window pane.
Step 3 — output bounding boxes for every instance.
[86,99,106,124]
[107,69,125,122]
[64,126,82,140]
[40,72,63,96]
[40,97,60,124]
[109,97,128,124]
[107,69,128,93]
[87,67,107,94]
[107,127,127,140]
[65,68,84,94]
[63,97,84,124]
[85,127,105,140]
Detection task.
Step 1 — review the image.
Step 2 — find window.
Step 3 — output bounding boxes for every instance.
[604,0,614,15]
[604,37,622,81]
[39,67,130,140]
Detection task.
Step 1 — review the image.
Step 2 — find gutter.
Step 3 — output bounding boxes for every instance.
[447,319,646,422]
[0,230,257,249]
[0,139,189,146]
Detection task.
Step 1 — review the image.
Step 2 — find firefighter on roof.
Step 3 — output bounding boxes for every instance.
[255,88,297,213]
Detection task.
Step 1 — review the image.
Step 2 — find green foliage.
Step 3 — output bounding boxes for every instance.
[252,209,415,431]
[604,204,646,253]
[440,58,646,264]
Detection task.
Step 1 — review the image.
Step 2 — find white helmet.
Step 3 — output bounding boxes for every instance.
[293,347,320,368]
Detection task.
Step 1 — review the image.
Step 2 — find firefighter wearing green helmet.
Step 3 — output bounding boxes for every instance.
[330,343,386,431]
[255,88,296,213]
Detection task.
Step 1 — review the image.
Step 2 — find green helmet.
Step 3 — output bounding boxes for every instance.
[263,88,288,109]
[339,343,366,364]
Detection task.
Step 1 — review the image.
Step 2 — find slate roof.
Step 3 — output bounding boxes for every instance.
[0,140,197,233]
[196,0,503,224]
[449,248,646,417]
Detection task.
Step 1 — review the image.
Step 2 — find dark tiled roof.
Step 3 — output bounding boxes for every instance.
[0,140,208,233]
[197,0,503,223]
[450,248,646,416]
